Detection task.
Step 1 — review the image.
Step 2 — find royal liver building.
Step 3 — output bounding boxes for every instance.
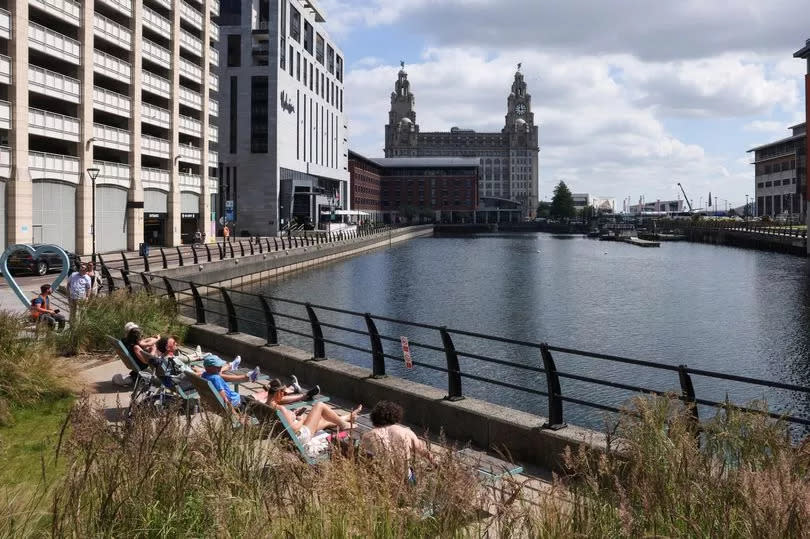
[384,65,539,218]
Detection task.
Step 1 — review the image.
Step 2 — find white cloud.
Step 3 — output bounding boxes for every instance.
[744,120,788,132]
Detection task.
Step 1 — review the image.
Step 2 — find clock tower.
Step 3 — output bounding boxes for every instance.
[504,69,534,130]
[384,64,419,157]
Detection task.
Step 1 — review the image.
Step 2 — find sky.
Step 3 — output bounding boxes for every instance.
[319,0,810,210]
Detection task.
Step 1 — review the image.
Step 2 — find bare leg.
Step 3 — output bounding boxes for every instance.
[220,373,248,382]
[280,394,305,404]
[302,402,361,432]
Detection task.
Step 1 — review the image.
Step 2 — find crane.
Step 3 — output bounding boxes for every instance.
[676,182,693,212]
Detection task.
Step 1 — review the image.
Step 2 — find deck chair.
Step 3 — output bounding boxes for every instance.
[185,371,259,427]
[274,402,347,466]
[455,447,524,482]
[152,359,200,418]
[106,335,155,404]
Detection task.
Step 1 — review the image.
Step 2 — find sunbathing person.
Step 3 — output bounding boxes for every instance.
[360,400,433,471]
[201,355,260,411]
[254,375,320,405]
[265,378,361,444]
[123,322,159,370]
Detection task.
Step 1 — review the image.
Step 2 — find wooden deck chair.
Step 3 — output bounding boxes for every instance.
[185,371,258,427]
[455,447,524,481]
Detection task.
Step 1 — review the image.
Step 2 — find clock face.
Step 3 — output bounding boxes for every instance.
[515,103,527,115]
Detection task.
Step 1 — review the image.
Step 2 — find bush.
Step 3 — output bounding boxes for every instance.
[57,291,187,354]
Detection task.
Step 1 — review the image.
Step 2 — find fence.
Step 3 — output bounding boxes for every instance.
[98,264,810,434]
[672,220,807,239]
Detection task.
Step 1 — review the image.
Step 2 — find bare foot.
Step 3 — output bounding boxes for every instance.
[349,404,362,425]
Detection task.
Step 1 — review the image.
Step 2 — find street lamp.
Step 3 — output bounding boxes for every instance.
[86,167,100,264]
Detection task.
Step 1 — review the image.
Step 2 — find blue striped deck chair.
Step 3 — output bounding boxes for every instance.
[185,371,259,427]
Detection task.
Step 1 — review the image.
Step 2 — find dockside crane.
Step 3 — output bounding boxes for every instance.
[676,182,694,212]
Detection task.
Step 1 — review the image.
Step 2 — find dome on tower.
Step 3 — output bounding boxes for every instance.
[400,117,413,125]
[515,118,526,126]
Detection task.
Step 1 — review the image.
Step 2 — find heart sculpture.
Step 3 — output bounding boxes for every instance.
[0,244,72,310]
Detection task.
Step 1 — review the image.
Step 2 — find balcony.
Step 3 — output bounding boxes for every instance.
[93,86,131,118]
[0,146,10,178]
[179,57,202,83]
[209,47,219,67]
[30,0,80,26]
[209,179,218,193]
[142,70,170,98]
[94,123,131,152]
[210,22,219,42]
[209,71,218,92]
[180,1,203,30]
[29,151,80,184]
[142,166,170,189]
[31,66,80,103]
[208,98,218,117]
[141,102,170,128]
[0,9,10,40]
[179,172,201,192]
[0,100,10,130]
[29,107,79,142]
[179,29,202,57]
[209,125,218,144]
[29,23,81,65]
[97,0,131,18]
[141,134,170,159]
[211,0,219,17]
[93,49,131,84]
[143,6,171,36]
[178,87,202,110]
[149,0,170,10]
[94,13,131,51]
[0,54,10,85]
[178,143,201,164]
[178,114,202,137]
[94,160,130,187]
[208,150,218,168]
[143,39,171,67]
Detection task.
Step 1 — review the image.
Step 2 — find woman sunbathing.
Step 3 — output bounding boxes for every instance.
[265,378,361,445]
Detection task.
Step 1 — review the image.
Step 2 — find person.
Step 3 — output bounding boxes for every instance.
[201,355,260,412]
[254,375,320,405]
[266,378,361,447]
[67,264,92,323]
[223,225,230,242]
[85,262,99,296]
[112,323,161,387]
[30,284,65,331]
[360,401,433,475]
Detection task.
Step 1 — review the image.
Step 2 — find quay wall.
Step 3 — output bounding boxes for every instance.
[183,319,608,472]
[149,225,434,288]
[681,227,806,256]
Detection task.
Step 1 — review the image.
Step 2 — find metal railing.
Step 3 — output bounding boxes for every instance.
[673,219,807,239]
[96,228,810,434]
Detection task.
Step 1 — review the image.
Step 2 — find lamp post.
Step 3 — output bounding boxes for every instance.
[86,167,100,264]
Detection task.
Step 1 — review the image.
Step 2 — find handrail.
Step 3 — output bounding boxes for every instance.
[98,249,810,434]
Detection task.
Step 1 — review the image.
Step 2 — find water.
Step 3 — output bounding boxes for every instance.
[210,234,810,431]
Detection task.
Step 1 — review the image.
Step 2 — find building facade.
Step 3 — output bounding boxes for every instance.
[629,199,685,214]
[572,193,616,213]
[217,0,348,236]
[383,66,539,218]
[747,123,806,221]
[0,0,219,255]
[347,150,382,222]
[795,40,810,253]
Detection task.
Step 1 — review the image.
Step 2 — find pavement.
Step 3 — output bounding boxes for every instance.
[0,273,72,313]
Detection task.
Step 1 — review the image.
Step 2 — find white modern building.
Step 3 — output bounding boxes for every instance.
[0,0,219,256]
[572,193,616,213]
[216,0,348,236]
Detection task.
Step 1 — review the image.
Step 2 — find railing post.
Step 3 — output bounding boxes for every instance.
[120,269,132,293]
[257,238,263,253]
[439,327,463,401]
[189,282,206,324]
[191,244,199,265]
[678,364,700,430]
[364,314,386,378]
[539,343,566,430]
[258,296,279,346]
[97,255,114,294]
[266,238,272,252]
[176,246,184,267]
[217,242,224,260]
[120,251,129,272]
[273,237,279,250]
[204,243,212,262]
[142,253,150,273]
[140,273,152,294]
[228,241,235,258]
[249,240,255,255]
[238,241,245,257]
[161,277,176,303]
[220,288,238,333]
[305,303,326,360]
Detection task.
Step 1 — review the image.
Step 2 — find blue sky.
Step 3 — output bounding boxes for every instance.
[321,0,809,209]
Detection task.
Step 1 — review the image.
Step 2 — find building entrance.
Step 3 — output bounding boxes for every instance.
[144,213,167,246]
[181,213,199,244]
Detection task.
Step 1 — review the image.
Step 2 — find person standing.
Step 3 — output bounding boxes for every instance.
[67,264,92,324]
[223,225,230,242]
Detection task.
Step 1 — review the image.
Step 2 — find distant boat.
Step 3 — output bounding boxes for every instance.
[599,223,636,241]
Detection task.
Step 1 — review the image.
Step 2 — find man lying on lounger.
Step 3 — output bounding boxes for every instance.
[265,378,361,446]
[200,355,260,412]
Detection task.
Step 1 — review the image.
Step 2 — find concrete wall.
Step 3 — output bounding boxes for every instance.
[183,320,608,472]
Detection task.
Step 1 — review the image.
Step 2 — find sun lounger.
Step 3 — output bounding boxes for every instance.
[274,404,348,465]
[106,335,155,400]
[152,359,200,418]
[185,371,259,427]
[455,447,524,481]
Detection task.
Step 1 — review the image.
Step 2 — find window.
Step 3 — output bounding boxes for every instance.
[327,45,334,74]
[309,64,313,91]
[303,58,307,85]
[227,34,241,67]
[304,21,313,54]
[280,37,286,70]
[289,45,293,76]
[296,52,301,80]
[290,5,301,42]
[315,68,319,94]
[229,76,237,153]
[316,34,324,64]
[250,76,269,153]
[336,55,343,81]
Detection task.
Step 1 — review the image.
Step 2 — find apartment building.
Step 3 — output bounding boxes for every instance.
[747,123,806,220]
[217,0,348,236]
[0,0,219,256]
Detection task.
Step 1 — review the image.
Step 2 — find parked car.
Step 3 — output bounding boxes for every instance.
[4,245,81,276]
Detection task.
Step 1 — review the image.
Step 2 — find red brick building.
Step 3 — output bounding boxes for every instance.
[348,152,480,223]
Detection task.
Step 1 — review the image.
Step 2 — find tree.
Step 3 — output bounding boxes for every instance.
[550,181,576,220]
[727,208,738,217]
[536,201,551,219]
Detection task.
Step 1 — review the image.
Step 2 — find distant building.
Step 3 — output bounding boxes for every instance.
[348,152,480,223]
[794,40,810,251]
[217,0,348,235]
[572,194,616,213]
[747,123,806,220]
[383,65,538,218]
[629,200,685,214]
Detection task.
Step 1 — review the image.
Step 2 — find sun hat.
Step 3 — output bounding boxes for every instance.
[203,355,227,368]
[124,322,139,333]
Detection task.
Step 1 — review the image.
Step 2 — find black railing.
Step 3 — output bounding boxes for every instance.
[672,220,807,240]
[99,265,810,433]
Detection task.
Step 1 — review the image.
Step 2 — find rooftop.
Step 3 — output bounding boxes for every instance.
[746,132,805,153]
[370,157,481,168]
[793,38,810,59]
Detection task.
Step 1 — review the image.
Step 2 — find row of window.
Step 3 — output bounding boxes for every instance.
[756,159,796,175]
[756,194,804,216]
[281,44,343,112]
[286,2,343,81]
[757,178,797,188]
